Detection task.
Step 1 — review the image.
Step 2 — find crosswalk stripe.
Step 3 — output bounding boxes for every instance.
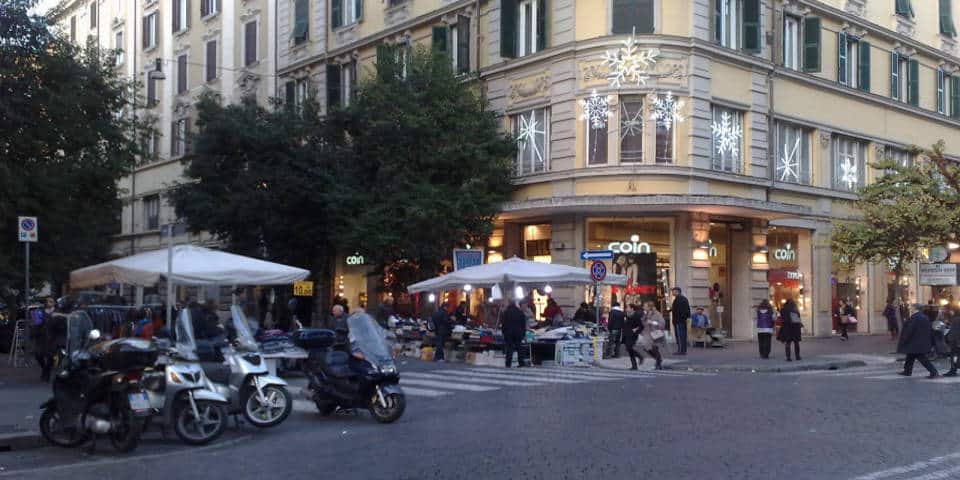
[433,369,587,384]
[788,367,890,376]
[821,368,894,377]
[401,386,452,397]
[864,374,913,380]
[403,371,544,387]
[464,366,647,380]
[399,378,499,392]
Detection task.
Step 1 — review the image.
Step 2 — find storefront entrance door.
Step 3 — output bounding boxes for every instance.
[708,224,732,335]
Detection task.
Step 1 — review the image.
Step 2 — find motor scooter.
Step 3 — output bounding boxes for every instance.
[294,312,405,424]
[200,305,292,428]
[143,308,229,445]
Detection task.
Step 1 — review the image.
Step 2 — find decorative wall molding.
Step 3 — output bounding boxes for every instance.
[840,22,868,39]
[508,71,551,105]
[202,28,221,42]
[783,0,811,17]
[844,0,866,17]
[941,36,959,57]
[873,143,886,156]
[335,24,359,45]
[819,131,832,148]
[894,15,916,39]
[385,2,412,27]
[578,56,688,89]
[334,51,359,64]
[440,7,473,25]
[239,8,261,23]
[236,70,261,97]
[173,99,192,118]
[893,42,918,58]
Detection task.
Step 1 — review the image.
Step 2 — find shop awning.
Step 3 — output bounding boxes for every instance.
[69,245,310,288]
[407,257,628,294]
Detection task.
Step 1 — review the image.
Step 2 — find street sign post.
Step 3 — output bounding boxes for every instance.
[18,217,37,306]
[580,250,614,261]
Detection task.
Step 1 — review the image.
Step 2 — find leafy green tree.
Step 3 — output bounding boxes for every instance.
[832,153,960,301]
[328,46,516,286]
[0,0,146,310]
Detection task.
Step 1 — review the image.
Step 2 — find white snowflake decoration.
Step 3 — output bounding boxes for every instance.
[840,157,859,188]
[620,103,643,140]
[579,90,612,130]
[516,111,545,164]
[777,136,801,182]
[711,112,742,157]
[650,92,684,130]
[602,33,659,88]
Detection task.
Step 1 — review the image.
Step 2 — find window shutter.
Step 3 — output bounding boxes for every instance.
[938,70,945,113]
[172,0,180,32]
[908,58,919,106]
[896,0,914,18]
[890,52,899,100]
[142,16,149,48]
[285,81,295,106]
[802,17,820,72]
[327,64,342,110]
[376,44,393,79]
[293,0,308,40]
[177,55,187,93]
[170,121,177,157]
[612,0,654,35]
[355,0,363,22]
[331,0,342,29]
[742,0,761,53]
[952,77,960,119]
[941,0,957,36]
[837,32,847,85]
[206,40,217,82]
[201,0,208,17]
[500,0,517,58]
[457,15,471,73]
[90,2,96,28]
[432,26,448,54]
[714,0,723,44]
[858,40,870,92]
[536,0,547,52]
[245,22,257,65]
[186,0,191,29]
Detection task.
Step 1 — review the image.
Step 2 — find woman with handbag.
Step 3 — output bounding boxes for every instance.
[777,298,802,361]
[639,301,665,370]
[838,299,855,342]
[755,299,776,359]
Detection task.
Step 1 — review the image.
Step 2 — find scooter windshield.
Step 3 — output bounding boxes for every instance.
[175,308,200,361]
[228,305,259,352]
[347,313,394,368]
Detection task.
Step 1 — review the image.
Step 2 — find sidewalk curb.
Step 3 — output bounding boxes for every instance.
[0,431,42,452]
[593,359,869,373]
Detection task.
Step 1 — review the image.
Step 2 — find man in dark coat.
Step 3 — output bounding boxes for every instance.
[898,304,939,378]
[501,300,527,368]
[431,305,454,362]
[606,302,626,358]
[670,287,691,355]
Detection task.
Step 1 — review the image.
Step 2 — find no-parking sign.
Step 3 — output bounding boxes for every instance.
[590,261,607,283]
[18,216,38,242]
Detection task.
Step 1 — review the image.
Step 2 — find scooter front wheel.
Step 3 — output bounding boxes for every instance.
[173,399,227,445]
[369,391,405,424]
[39,406,87,447]
[242,385,292,428]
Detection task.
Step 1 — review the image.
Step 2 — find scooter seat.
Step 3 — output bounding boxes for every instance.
[201,362,231,384]
[323,351,355,378]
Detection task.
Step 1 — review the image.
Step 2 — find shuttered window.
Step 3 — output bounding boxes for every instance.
[783,15,800,70]
[942,0,957,37]
[742,0,761,53]
[952,77,960,119]
[89,2,96,28]
[326,64,341,110]
[907,58,919,106]
[802,17,821,72]
[456,16,470,73]
[143,12,158,49]
[331,0,361,29]
[177,54,187,94]
[896,0,914,18]
[432,26,448,54]
[611,0,654,35]
[206,40,217,82]
[244,21,258,66]
[70,16,76,42]
[500,0,517,58]
[201,0,219,17]
[285,81,296,107]
[857,41,871,92]
[172,0,189,33]
[501,0,545,58]
[938,69,947,114]
[147,76,157,107]
[293,0,309,43]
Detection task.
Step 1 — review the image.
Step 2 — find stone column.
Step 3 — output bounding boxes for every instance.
[811,225,834,337]
[685,212,711,310]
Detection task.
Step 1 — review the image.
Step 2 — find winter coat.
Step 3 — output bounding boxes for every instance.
[607,307,626,331]
[777,301,802,342]
[29,308,58,356]
[638,310,665,350]
[756,308,775,332]
[883,304,899,331]
[898,312,934,355]
[622,311,644,344]
[431,309,453,337]
[501,304,527,341]
[671,295,691,326]
[946,321,960,350]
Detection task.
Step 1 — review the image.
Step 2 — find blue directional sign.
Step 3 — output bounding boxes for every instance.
[580,249,614,261]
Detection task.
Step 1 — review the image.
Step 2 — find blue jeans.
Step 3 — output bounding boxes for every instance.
[674,322,688,353]
[434,335,448,361]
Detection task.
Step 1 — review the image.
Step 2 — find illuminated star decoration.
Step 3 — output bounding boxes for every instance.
[777,136,801,182]
[579,89,612,130]
[602,31,659,88]
[516,111,545,165]
[840,157,859,188]
[620,103,643,140]
[711,112,743,157]
[650,92,684,130]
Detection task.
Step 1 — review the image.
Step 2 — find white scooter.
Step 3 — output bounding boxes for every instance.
[201,306,292,428]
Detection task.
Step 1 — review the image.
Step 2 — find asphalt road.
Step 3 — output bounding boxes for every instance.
[2,360,959,480]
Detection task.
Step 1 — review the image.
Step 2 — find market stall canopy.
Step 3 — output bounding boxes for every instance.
[407,257,628,294]
[69,245,310,288]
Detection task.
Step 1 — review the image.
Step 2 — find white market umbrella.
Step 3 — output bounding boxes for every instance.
[70,244,310,288]
[407,257,627,294]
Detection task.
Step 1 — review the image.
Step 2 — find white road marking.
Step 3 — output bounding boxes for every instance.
[912,464,960,480]
[403,372,544,387]
[399,386,451,397]
[850,451,960,480]
[398,378,498,392]
[464,367,643,381]
[434,369,585,384]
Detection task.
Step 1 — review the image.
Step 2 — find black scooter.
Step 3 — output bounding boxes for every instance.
[39,311,157,453]
[293,313,405,424]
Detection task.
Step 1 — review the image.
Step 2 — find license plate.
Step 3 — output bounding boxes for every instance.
[128,392,151,413]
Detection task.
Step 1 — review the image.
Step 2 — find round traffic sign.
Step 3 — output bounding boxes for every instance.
[20,218,35,231]
[590,261,607,282]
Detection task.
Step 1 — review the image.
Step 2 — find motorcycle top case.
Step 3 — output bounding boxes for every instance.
[292,328,336,349]
[96,338,159,371]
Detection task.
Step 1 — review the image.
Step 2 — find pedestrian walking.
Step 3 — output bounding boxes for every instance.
[30,297,57,382]
[883,298,900,340]
[606,301,626,358]
[623,304,645,370]
[777,297,802,361]
[944,311,960,377]
[670,287,691,355]
[755,299,775,359]
[431,305,453,362]
[898,303,939,378]
[838,299,855,341]
[501,300,526,368]
[639,301,664,370]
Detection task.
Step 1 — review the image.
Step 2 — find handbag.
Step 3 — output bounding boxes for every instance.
[846,316,858,324]
[650,330,665,341]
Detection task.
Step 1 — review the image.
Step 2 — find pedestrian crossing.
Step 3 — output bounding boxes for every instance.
[286,366,710,411]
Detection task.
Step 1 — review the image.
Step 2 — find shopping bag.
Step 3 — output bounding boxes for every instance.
[846,316,858,324]
[650,330,665,341]
[661,330,673,344]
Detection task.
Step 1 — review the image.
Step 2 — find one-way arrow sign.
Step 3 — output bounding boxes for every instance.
[580,250,614,260]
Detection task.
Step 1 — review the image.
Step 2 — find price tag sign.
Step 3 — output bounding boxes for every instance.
[18,216,38,242]
[293,281,314,297]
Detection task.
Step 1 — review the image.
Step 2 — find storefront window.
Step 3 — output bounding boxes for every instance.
[831,255,863,332]
[767,229,801,308]
[707,224,730,332]
[523,224,552,318]
[587,218,673,313]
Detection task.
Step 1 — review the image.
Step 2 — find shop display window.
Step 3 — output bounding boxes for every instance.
[586,218,673,312]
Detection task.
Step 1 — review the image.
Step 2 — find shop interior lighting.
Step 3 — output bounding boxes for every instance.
[948,242,960,251]
[544,285,553,294]
[427,293,436,303]
[463,284,472,292]
[514,286,525,300]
